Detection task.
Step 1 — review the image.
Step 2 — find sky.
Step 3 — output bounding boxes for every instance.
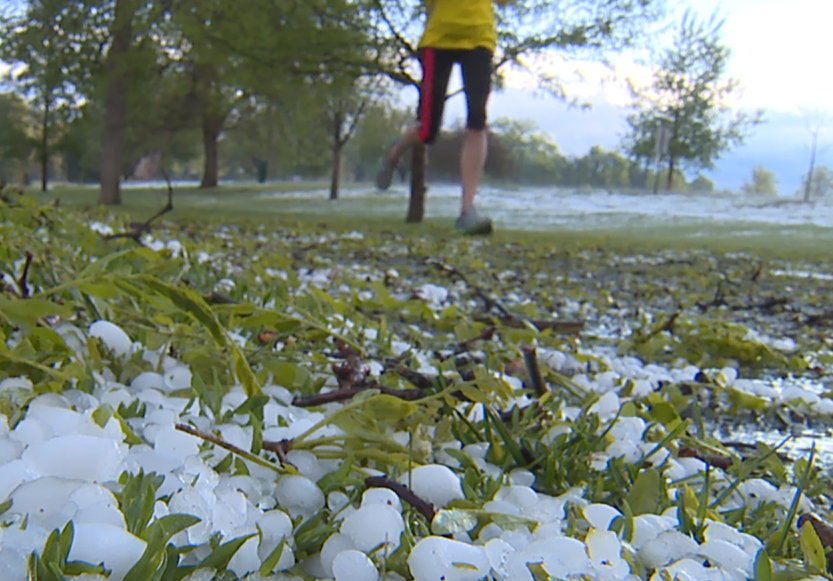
[400,0,833,194]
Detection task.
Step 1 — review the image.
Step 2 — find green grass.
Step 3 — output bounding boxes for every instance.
[29,183,833,262]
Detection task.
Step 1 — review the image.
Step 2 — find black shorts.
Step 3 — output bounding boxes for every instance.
[416,47,493,145]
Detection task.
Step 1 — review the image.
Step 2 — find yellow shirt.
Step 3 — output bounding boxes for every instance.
[419,0,498,53]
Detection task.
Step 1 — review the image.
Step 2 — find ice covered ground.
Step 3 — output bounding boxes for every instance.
[0,311,829,580]
[255,184,833,234]
[112,180,833,235]
[2,200,832,580]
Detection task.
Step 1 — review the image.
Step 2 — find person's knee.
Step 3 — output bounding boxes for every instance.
[467,109,488,131]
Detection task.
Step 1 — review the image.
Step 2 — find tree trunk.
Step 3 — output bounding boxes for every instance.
[330,147,342,201]
[41,98,49,192]
[98,0,132,205]
[666,155,675,191]
[406,142,427,223]
[329,115,343,200]
[200,112,222,188]
[803,130,818,203]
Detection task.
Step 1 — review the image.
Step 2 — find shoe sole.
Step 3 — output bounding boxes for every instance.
[456,220,493,236]
[375,164,395,190]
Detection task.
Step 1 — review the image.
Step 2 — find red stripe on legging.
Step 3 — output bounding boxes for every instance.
[419,48,436,143]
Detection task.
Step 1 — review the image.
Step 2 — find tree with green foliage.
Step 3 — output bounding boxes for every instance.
[689,174,715,193]
[0,91,33,184]
[623,9,763,191]
[741,165,778,196]
[800,109,827,203]
[0,0,92,191]
[345,101,413,183]
[803,165,833,200]
[366,0,669,222]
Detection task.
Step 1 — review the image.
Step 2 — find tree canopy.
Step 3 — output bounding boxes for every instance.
[622,9,763,190]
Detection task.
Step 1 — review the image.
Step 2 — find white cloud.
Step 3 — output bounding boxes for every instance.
[673,0,832,114]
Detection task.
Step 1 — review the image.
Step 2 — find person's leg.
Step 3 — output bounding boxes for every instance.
[376,48,455,190]
[455,47,494,234]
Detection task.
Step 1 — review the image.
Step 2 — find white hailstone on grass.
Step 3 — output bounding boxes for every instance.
[361,487,403,512]
[390,341,412,356]
[68,523,147,581]
[638,530,701,569]
[89,221,114,236]
[340,502,406,553]
[256,510,296,572]
[321,533,357,577]
[717,367,738,385]
[22,434,127,482]
[213,487,249,537]
[588,391,621,421]
[88,320,133,357]
[584,504,624,531]
[501,536,591,581]
[164,365,193,391]
[166,239,186,258]
[493,486,539,510]
[650,557,742,581]
[586,529,632,580]
[0,437,22,465]
[216,423,253,453]
[328,491,351,514]
[274,474,325,521]
[397,464,465,509]
[0,525,49,578]
[408,536,491,581]
[333,550,379,581]
[285,450,325,482]
[168,485,217,545]
[630,514,680,550]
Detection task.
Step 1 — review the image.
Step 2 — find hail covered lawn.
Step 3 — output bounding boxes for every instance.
[2,194,833,581]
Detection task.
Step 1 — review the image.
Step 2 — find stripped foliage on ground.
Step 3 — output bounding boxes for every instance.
[1,193,833,581]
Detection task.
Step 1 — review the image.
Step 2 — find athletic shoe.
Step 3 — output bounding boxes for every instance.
[375,160,397,190]
[455,206,493,236]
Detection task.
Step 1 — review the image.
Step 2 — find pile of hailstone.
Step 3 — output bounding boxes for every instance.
[0,318,825,581]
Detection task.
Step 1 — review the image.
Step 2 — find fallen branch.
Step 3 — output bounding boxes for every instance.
[720,440,792,463]
[456,325,498,354]
[678,447,733,470]
[204,291,238,305]
[103,169,174,245]
[474,315,584,333]
[365,475,436,524]
[182,278,239,305]
[521,345,548,396]
[333,338,368,388]
[17,251,33,298]
[261,439,293,465]
[425,258,468,284]
[175,422,286,472]
[292,384,425,407]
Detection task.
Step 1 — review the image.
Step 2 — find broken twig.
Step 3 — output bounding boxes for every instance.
[365,475,436,524]
[103,169,174,244]
[17,251,33,298]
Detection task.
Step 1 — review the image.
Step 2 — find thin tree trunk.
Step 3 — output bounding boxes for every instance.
[98,0,132,205]
[407,142,427,223]
[803,130,818,203]
[666,155,675,191]
[200,113,222,189]
[330,113,343,200]
[41,98,49,192]
[330,146,342,201]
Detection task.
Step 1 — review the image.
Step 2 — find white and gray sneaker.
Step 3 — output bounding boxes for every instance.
[455,206,493,236]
